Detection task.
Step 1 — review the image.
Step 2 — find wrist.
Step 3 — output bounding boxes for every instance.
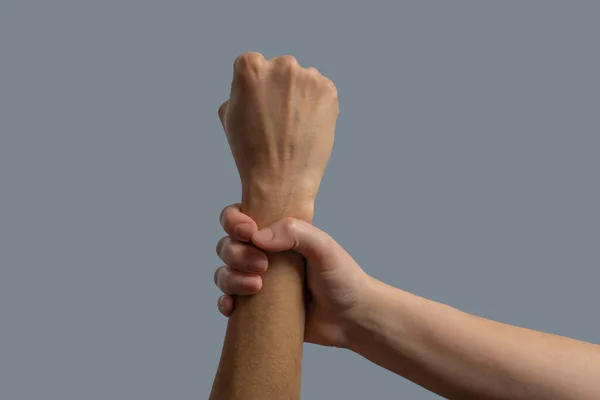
[241,181,316,225]
[343,275,386,351]
[344,276,419,353]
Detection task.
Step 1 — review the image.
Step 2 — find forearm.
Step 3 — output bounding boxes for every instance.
[210,251,305,399]
[209,192,313,399]
[347,277,600,400]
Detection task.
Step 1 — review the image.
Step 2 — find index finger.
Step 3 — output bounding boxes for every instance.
[219,203,258,242]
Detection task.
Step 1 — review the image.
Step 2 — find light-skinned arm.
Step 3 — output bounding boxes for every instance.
[213,203,600,400]
[348,276,600,400]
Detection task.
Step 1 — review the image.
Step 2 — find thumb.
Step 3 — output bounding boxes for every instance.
[251,218,335,264]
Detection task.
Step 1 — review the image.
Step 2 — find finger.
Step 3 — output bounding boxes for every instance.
[218,100,229,128]
[251,217,339,264]
[214,265,263,295]
[217,294,234,317]
[219,203,258,242]
[215,236,268,274]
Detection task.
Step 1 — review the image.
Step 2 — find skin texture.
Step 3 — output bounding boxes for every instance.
[209,52,339,400]
[214,204,600,400]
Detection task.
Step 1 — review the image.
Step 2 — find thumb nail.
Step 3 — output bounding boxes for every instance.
[253,227,275,243]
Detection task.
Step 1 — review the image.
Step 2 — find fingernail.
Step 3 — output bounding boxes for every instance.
[253,227,274,243]
[234,223,253,240]
[217,296,225,313]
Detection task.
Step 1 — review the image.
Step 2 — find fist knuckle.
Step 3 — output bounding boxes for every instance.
[274,55,299,74]
[282,217,298,234]
[215,236,226,258]
[216,236,230,261]
[219,205,228,227]
[221,204,239,233]
[305,69,322,86]
[234,52,264,80]
[221,208,232,229]
[222,204,236,227]
[218,101,228,120]
[279,54,298,66]
[234,52,263,68]
[214,267,222,288]
[325,79,338,98]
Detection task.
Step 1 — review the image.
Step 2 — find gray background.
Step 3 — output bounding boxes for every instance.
[1,1,598,399]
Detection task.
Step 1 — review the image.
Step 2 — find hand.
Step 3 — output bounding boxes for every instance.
[218,52,339,223]
[214,203,370,348]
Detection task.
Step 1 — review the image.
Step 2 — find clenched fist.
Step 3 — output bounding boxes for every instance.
[218,52,339,224]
